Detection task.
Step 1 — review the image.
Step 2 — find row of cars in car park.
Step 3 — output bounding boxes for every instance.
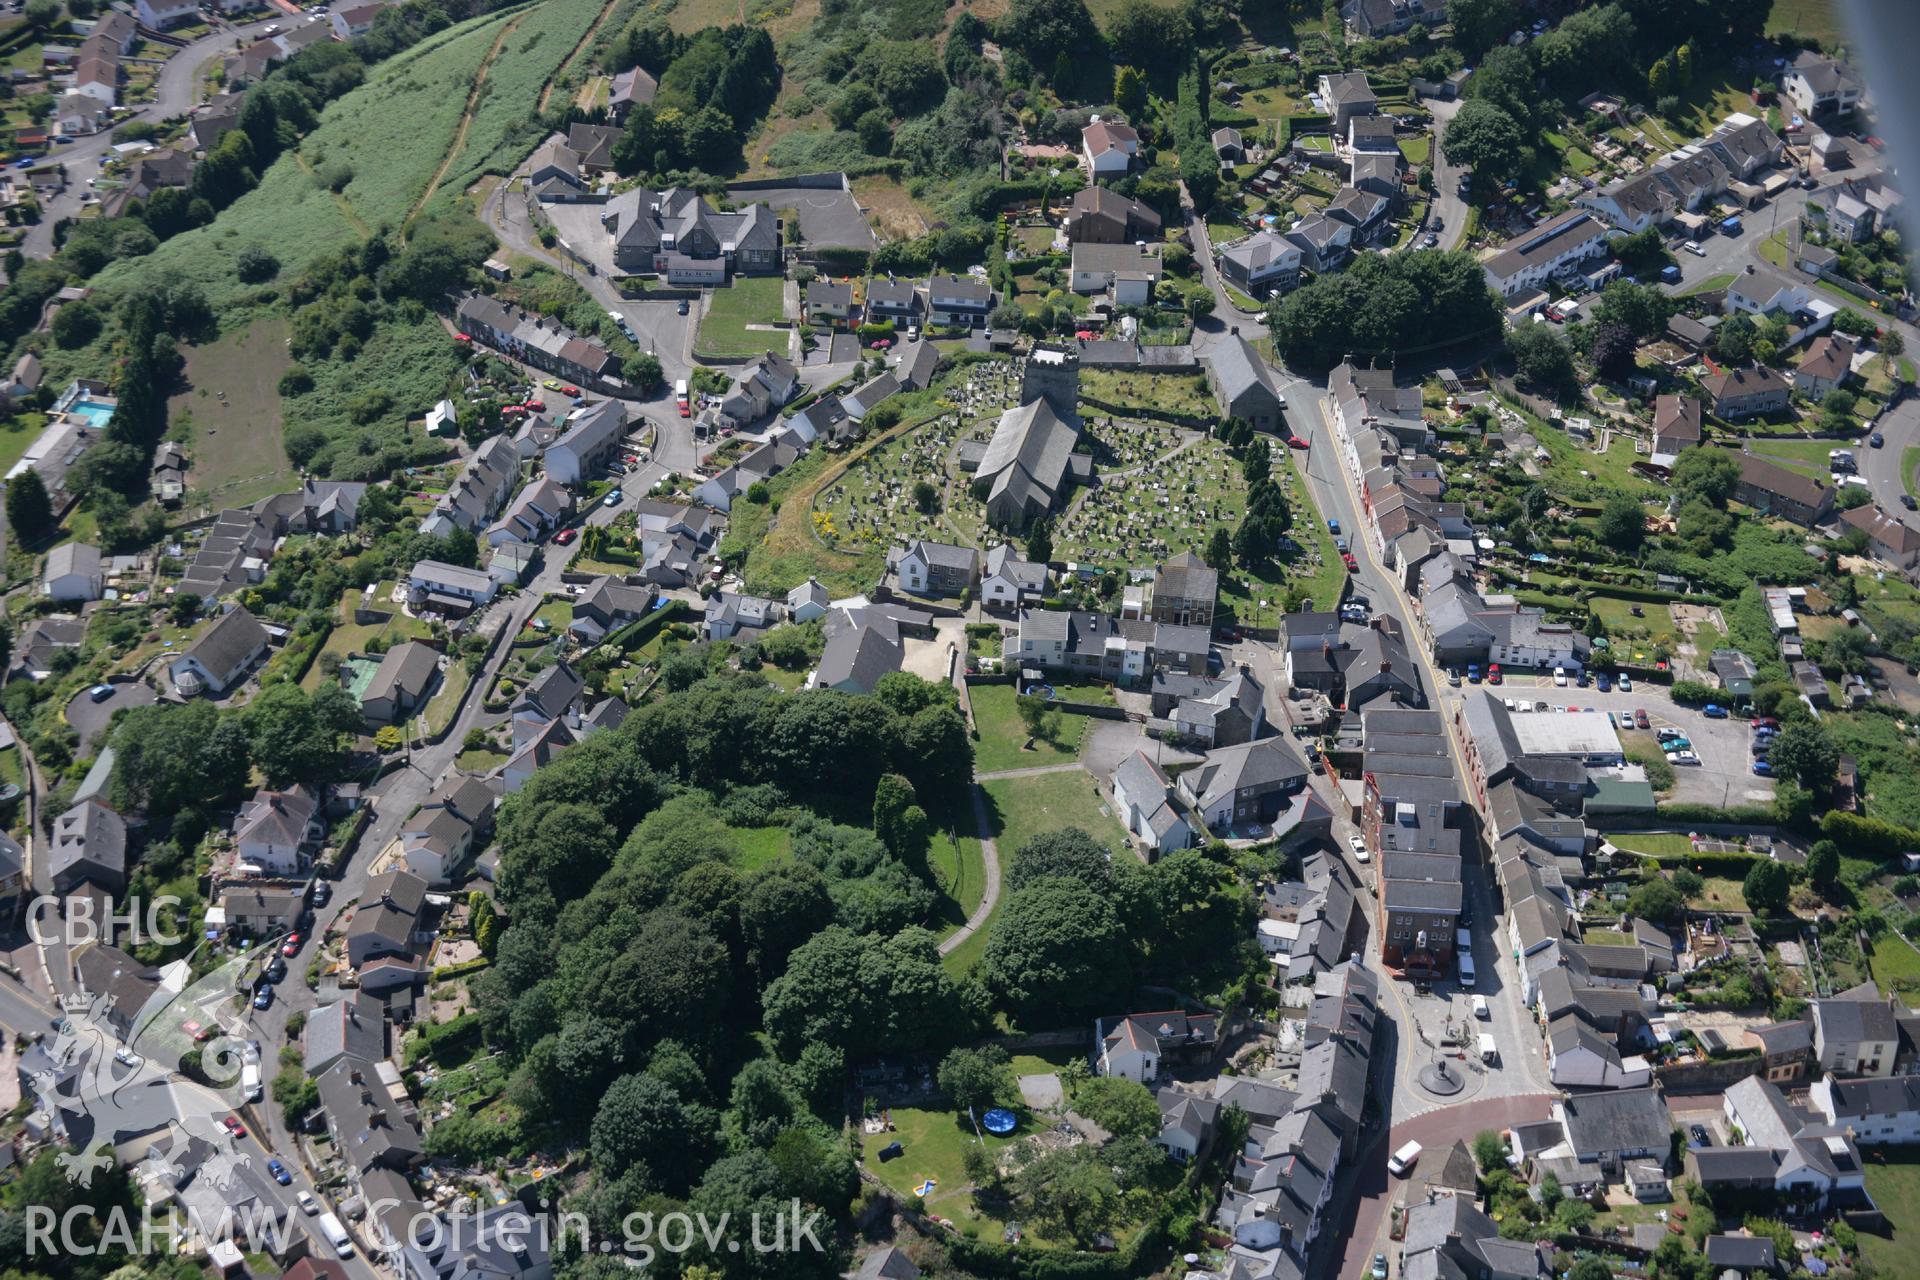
[1750,716,1782,776]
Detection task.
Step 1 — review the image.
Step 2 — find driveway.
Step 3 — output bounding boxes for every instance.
[65,679,155,750]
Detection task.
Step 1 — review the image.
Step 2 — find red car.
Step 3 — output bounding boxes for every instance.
[281,933,302,958]
[560,385,580,397]
[1286,436,1310,450]
[1634,709,1650,730]
[181,1019,212,1042]
[554,528,577,545]
[524,400,546,412]
[1752,716,1779,729]
[678,404,690,418]
[222,1116,246,1140]
[1341,552,1357,570]
[453,333,472,343]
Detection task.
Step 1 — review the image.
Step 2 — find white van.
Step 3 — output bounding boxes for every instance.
[242,1062,262,1102]
[318,1213,355,1258]
[1388,1140,1423,1176]
[1479,1033,1498,1064]
[1458,951,1477,988]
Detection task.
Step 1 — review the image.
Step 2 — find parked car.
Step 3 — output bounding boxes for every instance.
[281,933,303,957]
[1348,834,1370,863]
[1634,709,1649,729]
[88,684,113,702]
[1448,669,1461,686]
[297,1191,319,1216]
[1617,673,1632,692]
[267,1159,293,1186]
[1669,749,1701,765]
[1487,667,1502,685]
[1904,494,1917,511]
[554,527,577,545]
[1689,1124,1712,1149]
[1471,995,1490,1019]
[1466,665,1481,683]
[265,957,287,984]
[1553,666,1567,687]
[1683,240,1705,256]
[1872,432,1885,448]
[677,299,690,315]
[1287,435,1310,449]
[222,1116,246,1139]
[310,880,330,907]
[1372,1254,1389,1279]
[1752,759,1773,776]
[252,984,273,1011]
[1596,673,1611,691]
[1703,704,1729,718]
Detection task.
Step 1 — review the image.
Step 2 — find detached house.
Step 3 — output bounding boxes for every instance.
[44,542,102,602]
[169,607,271,697]
[1110,751,1196,856]
[346,870,427,969]
[233,786,321,877]
[1650,394,1702,466]
[1781,51,1863,119]
[1081,120,1139,179]
[927,274,993,328]
[1794,334,1857,399]
[1064,185,1162,244]
[1216,230,1303,296]
[892,539,978,598]
[1095,1010,1218,1082]
[1068,242,1163,305]
[360,642,441,725]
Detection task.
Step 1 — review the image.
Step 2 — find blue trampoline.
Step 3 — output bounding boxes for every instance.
[982,1108,1017,1136]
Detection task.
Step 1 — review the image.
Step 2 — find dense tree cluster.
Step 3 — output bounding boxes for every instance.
[1268,250,1503,369]
[609,23,780,176]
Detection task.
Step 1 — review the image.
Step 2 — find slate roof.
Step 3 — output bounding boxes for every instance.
[1560,1086,1672,1157]
[1207,331,1281,406]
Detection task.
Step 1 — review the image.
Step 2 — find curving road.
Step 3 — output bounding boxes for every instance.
[21,15,290,260]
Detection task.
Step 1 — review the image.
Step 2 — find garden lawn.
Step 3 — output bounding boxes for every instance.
[980,769,1124,868]
[1869,936,1920,1003]
[1862,1150,1920,1280]
[928,826,987,929]
[1697,877,1748,913]
[420,662,473,737]
[1588,596,1679,650]
[969,683,1087,773]
[1765,0,1846,46]
[456,745,508,773]
[0,411,44,479]
[1078,368,1214,418]
[696,276,789,357]
[1608,832,1695,857]
[858,1105,1020,1233]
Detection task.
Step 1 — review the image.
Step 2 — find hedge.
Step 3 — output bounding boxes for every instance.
[1654,801,1791,826]
[946,1207,1175,1278]
[604,598,689,654]
[432,957,492,981]
[1820,810,1920,859]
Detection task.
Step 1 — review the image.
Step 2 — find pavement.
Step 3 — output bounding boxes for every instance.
[21,16,290,262]
[64,680,156,751]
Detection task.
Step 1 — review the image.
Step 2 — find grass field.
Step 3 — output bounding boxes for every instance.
[0,411,45,480]
[1903,446,1920,498]
[1588,595,1680,650]
[170,316,295,508]
[980,769,1123,867]
[1765,0,1848,46]
[420,661,473,736]
[929,825,987,926]
[695,276,789,357]
[1863,1151,1920,1278]
[969,683,1088,774]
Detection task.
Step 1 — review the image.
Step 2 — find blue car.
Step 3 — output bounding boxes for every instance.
[1752,759,1773,776]
[252,984,273,1010]
[1327,518,1340,534]
[1703,704,1729,718]
[1466,665,1482,684]
[267,1159,292,1186]
[1596,674,1612,691]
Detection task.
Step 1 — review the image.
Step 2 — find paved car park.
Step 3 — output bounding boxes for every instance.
[726,183,877,251]
[1439,675,1773,808]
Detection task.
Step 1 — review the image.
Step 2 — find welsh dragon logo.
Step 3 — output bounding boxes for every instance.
[32,943,266,1188]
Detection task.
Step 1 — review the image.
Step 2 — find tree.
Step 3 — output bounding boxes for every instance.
[1673,868,1704,899]
[235,245,279,283]
[1711,314,1755,365]
[1567,1254,1611,1280]
[1440,98,1527,183]
[7,468,53,542]
[1768,720,1839,792]
[1508,323,1576,397]
[1205,526,1232,571]
[1114,66,1148,116]
[1106,0,1193,66]
[1072,1076,1160,1139]
[1447,0,1518,60]
[937,1045,1012,1114]
[1009,1146,1121,1246]
[1742,859,1791,914]
[1027,516,1053,564]
[982,876,1130,1020]
[1472,1129,1508,1171]
[1628,878,1684,922]
[1014,693,1059,745]
[1598,492,1646,553]
[1671,447,1740,506]
[1007,827,1135,897]
[590,1072,713,1195]
[1807,839,1840,890]
[1589,321,1639,381]
[243,683,347,786]
[1592,280,1677,340]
